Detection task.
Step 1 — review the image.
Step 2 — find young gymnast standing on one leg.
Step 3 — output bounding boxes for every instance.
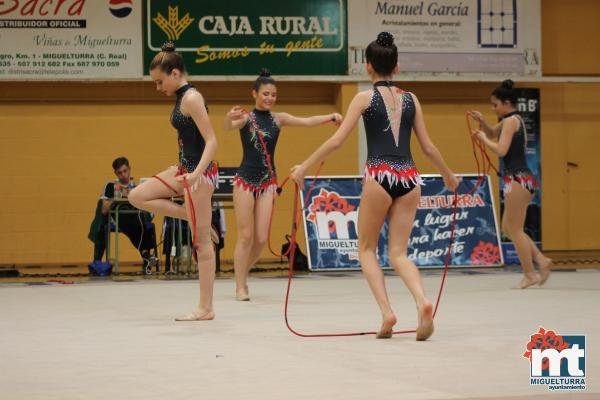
[129,42,218,320]
[470,80,552,288]
[290,33,460,340]
[223,69,342,301]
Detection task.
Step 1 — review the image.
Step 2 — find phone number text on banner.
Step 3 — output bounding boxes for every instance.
[0,0,142,79]
[300,175,503,271]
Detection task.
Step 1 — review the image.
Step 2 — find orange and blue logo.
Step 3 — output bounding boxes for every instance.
[108,0,132,18]
[307,188,357,240]
[524,327,586,391]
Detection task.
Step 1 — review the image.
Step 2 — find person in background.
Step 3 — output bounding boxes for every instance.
[470,80,552,288]
[223,68,342,301]
[89,157,157,273]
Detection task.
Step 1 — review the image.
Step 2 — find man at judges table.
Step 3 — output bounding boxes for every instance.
[88,157,158,274]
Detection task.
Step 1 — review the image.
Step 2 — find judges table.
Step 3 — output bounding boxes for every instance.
[105,199,151,274]
[106,169,235,274]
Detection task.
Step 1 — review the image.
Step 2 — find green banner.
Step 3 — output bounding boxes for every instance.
[143,0,347,76]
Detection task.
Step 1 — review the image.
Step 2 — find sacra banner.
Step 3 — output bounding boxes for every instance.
[0,0,142,79]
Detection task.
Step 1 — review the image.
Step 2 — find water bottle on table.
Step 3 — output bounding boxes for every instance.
[114,179,122,199]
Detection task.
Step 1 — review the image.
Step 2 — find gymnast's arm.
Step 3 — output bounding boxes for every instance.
[289,92,368,187]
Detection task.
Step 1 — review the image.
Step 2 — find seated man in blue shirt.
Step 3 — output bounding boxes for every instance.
[93,157,157,273]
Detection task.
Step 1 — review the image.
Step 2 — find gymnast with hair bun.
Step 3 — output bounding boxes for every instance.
[470,79,552,289]
[129,41,219,321]
[223,68,343,301]
[290,32,460,340]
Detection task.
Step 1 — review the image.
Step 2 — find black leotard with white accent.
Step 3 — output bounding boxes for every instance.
[500,111,529,174]
[363,81,423,198]
[234,108,280,195]
[170,84,206,173]
[500,111,538,194]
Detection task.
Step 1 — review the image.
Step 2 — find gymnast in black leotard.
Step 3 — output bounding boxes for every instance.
[363,80,424,198]
[290,32,459,341]
[498,110,537,194]
[233,106,280,197]
[172,83,219,185]
[129,41,218,321]
[223,69,342,301]
[470,80,552,289]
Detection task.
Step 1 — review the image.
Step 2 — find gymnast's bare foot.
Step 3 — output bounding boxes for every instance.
[416,301,434,341]
[175,308,215,321]
[535,255,552,285]
[236,285,250,301]
[376,312,397,339]
[518,272,540,289]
